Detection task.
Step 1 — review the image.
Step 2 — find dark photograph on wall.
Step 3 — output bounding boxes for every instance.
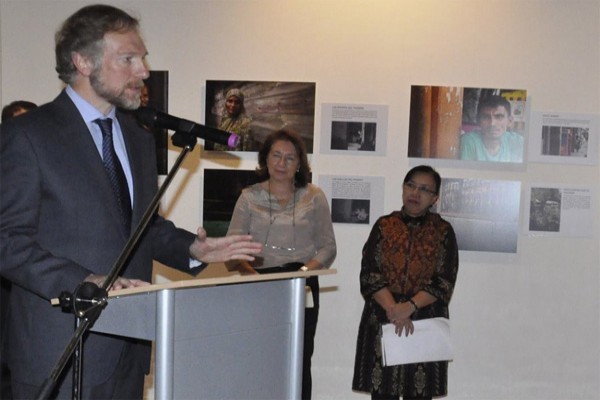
[202,169,260,237]
[137,70,169,175]
[202,168,313,237]
[529,187,561,232]
[330,121,377,151]
[433,178,521,253]
[408,86,527,163]
[331,198,370,224]
[204,80,316,153]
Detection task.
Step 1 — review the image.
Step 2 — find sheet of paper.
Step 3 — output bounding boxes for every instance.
[381,317,453,366]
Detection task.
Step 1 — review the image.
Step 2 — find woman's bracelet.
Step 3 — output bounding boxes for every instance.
[407,298,418,313]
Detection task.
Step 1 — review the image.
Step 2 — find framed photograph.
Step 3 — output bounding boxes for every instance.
[320,103,388,156]
[408,86,527,164]
[331,198,371,224]
[205,80,316,153]
[433,178,521,253]
[524,184,594,237]
[528,111,598,165]
[319,175,385,225]
[202,169,260,237]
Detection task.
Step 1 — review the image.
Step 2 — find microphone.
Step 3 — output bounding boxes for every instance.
[136,107,240,148]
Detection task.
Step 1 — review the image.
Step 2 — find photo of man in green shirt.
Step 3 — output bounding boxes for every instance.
[460,95,524,162]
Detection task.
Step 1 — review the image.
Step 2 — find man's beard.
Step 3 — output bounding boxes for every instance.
[90,70,141,110]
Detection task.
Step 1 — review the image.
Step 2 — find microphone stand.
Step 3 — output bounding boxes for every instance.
[36,130,198,400]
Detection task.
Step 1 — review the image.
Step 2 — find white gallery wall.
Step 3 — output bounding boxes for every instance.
[1,0,599,399]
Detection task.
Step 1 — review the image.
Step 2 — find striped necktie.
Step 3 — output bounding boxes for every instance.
[94,118,132,235]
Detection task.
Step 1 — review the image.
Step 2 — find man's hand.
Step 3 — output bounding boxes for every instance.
[84,274,150,292]
[189,227,262,264]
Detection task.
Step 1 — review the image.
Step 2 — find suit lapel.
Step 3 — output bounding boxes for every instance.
[117,110,151,231]
[51,92,102,166]
[52,91,130,239]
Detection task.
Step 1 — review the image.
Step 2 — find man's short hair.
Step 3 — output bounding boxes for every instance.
[476,95,512,119]
[55,4,139,84]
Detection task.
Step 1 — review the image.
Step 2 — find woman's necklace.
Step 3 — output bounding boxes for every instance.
[265,180,296,252]
[268,180,295,226]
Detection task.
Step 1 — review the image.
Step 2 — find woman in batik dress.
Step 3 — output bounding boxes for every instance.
[353,165,459,400]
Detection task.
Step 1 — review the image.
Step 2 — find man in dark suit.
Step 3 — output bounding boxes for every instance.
[0,100,38,400]
[0,4,262,399]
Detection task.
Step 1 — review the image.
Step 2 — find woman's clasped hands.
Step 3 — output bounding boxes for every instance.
[386,301,415,337]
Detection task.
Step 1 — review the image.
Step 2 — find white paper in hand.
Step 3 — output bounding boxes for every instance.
[381,317,453,366]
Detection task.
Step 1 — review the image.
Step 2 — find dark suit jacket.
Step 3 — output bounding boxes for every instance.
[0,91,196,387]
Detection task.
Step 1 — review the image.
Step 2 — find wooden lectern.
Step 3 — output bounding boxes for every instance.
[89,269,334,400]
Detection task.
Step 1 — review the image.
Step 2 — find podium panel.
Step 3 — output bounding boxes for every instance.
[90,273,313,399]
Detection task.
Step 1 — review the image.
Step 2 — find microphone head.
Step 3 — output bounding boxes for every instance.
[135,106,239,149]
[228,133,240,149]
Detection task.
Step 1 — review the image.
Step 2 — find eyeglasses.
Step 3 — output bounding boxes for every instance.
[263,215,296,252]
[269,151,298,166]
[404,181,437,196]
